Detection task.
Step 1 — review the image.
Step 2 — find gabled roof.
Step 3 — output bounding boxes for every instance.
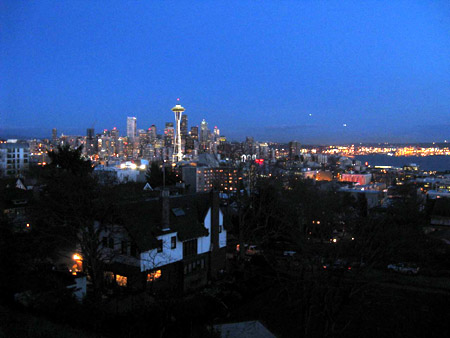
[143,182,153,191]
[118,193,211,252]
[0,178,34,211]
[432,198,450,218]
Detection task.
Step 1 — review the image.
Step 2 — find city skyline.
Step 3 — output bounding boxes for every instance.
[2,1,450,143]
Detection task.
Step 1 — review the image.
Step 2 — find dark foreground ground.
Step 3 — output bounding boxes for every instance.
[1,267,450,338]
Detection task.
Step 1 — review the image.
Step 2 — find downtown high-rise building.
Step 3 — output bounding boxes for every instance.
[289,141,301,160]
[190,126,199,141]
[148,125,157,141]
[164,122,174,147]
[181,115,188,139]
[138,129,149,157]
[127,117,137,141]
[186,126,198,154]
[86,128,97,156]
[52,128,58,146]
[200,119,209,141]
[245,136,255,154]
[110,127,119,155]
[213,126,220,138]
[110,127,119,140]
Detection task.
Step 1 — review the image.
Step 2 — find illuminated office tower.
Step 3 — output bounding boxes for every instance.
[200,119,209,151]
[110,127,119,155]
[200,120,209,142]
[171,103,185,162]
[289,141,301,161]
[148,125,157,141]
[52,128,58,146]
[190,126,198,141]
[164,122,174,147]
[127,117,137,141]
[86,128,97,156]
[181,115,188,139]
[213,126,220,137]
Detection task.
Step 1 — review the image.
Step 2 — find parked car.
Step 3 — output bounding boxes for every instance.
[387,263,419,275]
[236,244,262,256]
[246,245,262,256]
[323,259,352,272]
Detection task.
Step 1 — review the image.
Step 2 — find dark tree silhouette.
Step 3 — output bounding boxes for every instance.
[145,161,179,188]
[146,162,163,188]
[47,145,93,176]
[36,144,115,297]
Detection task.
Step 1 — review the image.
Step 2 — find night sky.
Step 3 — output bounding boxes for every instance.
[1,1,450,143]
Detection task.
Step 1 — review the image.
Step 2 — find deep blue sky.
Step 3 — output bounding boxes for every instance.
[1,1,450,143]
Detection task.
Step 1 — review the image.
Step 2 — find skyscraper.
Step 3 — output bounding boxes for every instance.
[127,117,137,141]
[181,115,188,139]
[86,128,97,156]
[200,119,210,151]
[214,126,220,137]
[190,126,199,141]
[110,127,119,155]
[110,127,119,140]
[201,118,209,142]
[148,125,157,142]
[52,128,58,146]
[289,141,301,161]
[164,122,174,148]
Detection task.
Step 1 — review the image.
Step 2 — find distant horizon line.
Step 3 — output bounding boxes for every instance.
[0,131,448,148]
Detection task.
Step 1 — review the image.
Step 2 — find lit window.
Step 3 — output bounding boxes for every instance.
[116,274,127,287]
[147,270,162,282]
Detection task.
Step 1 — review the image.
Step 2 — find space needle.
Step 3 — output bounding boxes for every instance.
[171,99,185,162]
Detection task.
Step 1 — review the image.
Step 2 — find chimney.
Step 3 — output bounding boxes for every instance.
[210,189,220,251]
[161,189,170,230]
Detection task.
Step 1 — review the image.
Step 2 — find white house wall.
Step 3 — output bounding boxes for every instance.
[219,210,227,248]
[140,232,183,272]
[198,208,212,254]
[140,206,227,272]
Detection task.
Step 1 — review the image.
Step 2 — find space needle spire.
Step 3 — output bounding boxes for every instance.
[171,99,185,162]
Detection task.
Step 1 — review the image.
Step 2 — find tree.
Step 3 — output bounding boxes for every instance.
[146,162,163,188]
[145,161,179,188]
[47,144,93,176]
[35,144,113,297]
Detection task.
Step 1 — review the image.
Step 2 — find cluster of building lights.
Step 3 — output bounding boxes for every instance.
[322,145,450,157]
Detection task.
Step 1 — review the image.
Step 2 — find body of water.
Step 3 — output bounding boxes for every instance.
[354,155,450,172]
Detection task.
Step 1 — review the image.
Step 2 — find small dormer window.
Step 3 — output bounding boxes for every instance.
[172,208,185,216]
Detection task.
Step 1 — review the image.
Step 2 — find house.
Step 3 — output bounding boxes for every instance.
[430,198,450,228]
[100,190,227,293]
[213,321,276,338]
[0,178,34,231]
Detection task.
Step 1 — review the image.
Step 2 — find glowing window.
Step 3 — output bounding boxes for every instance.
[116,274,127,287]
[147,270,162,282]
